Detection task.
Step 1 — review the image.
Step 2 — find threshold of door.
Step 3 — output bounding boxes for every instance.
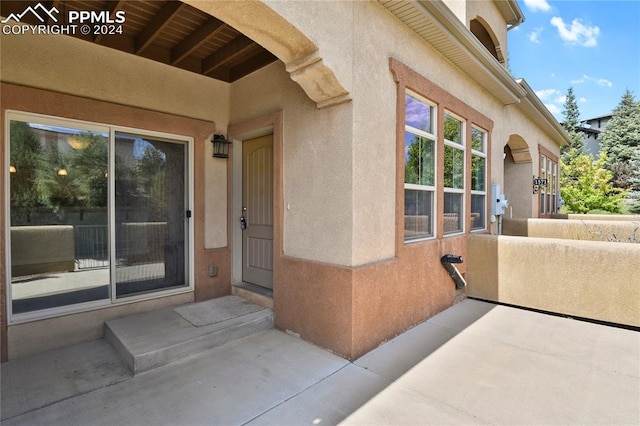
[232,282,273,310]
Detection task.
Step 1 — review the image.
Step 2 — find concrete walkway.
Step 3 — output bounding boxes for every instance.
[2,299,638,425]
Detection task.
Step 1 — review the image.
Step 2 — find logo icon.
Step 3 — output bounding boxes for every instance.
[1,3,59,24]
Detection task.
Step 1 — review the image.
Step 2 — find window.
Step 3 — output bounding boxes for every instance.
[404,93,436,241]
[539,148,559,216]
[471,127,487,230]
[391,59,492,244]
[6,111,193,320]
[443,113,465,234]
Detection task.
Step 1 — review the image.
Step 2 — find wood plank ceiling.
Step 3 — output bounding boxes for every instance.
[1,0,278,83]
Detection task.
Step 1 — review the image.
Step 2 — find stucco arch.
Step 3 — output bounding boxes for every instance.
[182,0,350,108]
[505,134,532,163]
[504,134,534,218]
[470,16,505,63]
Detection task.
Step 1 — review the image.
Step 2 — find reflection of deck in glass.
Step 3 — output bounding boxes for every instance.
[11,262,171,314]
[75,225,109,270]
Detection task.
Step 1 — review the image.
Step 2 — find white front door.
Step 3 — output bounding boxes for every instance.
[242,134,274,289]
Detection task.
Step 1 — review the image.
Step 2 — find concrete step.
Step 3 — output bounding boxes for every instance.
[232,282,274,310]
[105,295,273,375]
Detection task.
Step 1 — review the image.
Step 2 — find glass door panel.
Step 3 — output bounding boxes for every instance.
[9,119,110,314]
[114,133,187,297]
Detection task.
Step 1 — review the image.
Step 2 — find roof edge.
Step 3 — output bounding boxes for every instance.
[416,0,527,102]
[496,0,525,30]
[516,78,572,146]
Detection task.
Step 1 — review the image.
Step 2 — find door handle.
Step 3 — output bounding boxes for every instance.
[240,216,247,230]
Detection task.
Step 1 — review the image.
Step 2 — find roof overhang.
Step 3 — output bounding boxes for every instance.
[380,0,526,105]
[517,79,571,146]
[495,0,525,30]
[380,0,571,147]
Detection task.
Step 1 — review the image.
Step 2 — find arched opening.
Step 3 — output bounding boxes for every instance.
[504,135,534,218]
[183,0,350,108]
[470,17,504,64]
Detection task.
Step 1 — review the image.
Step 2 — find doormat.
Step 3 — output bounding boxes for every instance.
[174,295,265,327]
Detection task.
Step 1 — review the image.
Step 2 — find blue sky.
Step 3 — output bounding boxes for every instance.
[508,0,640,121]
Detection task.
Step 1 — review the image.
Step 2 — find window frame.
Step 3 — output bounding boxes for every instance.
[403,91,437,243]
[390,59,493,252]
[538,146,559,218]
[5,110,195,324]
[470,126,488,231]
[443,111,466,236]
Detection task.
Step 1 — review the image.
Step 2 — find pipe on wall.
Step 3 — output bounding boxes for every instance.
[440,254,467,290]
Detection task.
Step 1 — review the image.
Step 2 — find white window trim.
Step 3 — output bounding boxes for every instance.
[443,111,465,236]
[404,91,438,243]
[5,110,195,324]
[471,126,487,231]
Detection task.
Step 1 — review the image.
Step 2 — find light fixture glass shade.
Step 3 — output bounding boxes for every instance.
[211,134,231,158]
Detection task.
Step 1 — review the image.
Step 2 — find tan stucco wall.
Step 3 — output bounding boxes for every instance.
[504,148,535,218]
[230,61,355,266]
[443,0,467,23]
[227,0,561,265]
[0,30,230,250]
[559,214,640,222]
[503,218,640,242]
[465,0,508,51]
[467,234,640,327]
[1,0,568,360]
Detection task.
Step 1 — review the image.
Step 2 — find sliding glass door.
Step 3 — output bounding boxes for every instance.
[114,133,187,297]
[6,112,191,319]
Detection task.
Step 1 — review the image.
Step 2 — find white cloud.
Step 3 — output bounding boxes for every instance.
[596,78,613,87]
[545,103,562,114]
[535,88,561,101]
[550,17,600,47]
[579,97,587,103]
[555,95,567,104]
[524,0,551,12]
[528,27,544,43]
[571,74,613,87]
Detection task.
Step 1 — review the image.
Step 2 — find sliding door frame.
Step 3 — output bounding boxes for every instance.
[5,111,195,324]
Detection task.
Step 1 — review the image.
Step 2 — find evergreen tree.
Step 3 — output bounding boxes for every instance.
[560,87,584,164]
[600,89,640,190]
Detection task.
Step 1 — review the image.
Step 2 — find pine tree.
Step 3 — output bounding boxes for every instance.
[600,89,640,190]
[560,87,584,164]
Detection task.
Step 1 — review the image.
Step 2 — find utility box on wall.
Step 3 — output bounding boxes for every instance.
[491,183,508,216]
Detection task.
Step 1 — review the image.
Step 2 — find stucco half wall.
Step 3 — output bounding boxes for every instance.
[467,234,640,328]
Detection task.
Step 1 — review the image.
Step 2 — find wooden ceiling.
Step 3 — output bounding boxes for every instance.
[1,0,279,83]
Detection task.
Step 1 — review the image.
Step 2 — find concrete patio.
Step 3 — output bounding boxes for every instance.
[1,298,638,425]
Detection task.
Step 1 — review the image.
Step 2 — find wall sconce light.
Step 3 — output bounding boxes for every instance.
[211,134,232,159]
[9,165,17,173]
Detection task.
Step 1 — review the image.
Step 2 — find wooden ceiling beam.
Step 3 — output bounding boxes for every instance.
[202,35,254,76]
[171,18,226,65]
[135,1,185,54]
[230,50,277,81]
[95,0,127,44]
